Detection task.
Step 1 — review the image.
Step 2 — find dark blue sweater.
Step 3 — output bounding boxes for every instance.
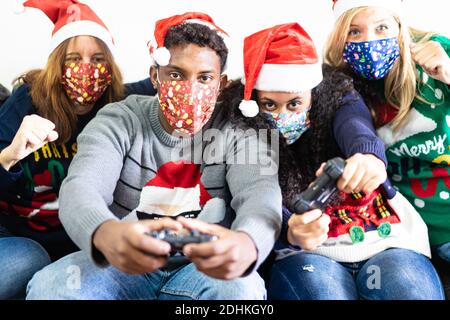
[0,79,155,260]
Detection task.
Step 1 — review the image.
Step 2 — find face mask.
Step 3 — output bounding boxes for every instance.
[343,37,400,80]
[262,109,311,145]
[157,77,219,136]
[62,62,112,105]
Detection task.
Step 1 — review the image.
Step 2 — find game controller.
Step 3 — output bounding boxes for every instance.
[290,157,346,214]
[148,228,218,252]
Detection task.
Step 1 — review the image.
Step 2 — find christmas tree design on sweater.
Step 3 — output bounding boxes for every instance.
[135,161,226,224]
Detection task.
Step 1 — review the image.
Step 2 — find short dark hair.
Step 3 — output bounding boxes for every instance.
[164,23,228,72]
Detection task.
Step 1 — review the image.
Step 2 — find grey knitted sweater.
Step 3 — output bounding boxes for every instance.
[59,95,282,272]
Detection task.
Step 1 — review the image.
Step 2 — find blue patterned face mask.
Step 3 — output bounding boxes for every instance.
[262,109,310,145]
[343,37,400,80]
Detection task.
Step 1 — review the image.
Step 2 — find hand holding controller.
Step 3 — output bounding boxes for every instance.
[148,228,218,252]
[290,157,345,214]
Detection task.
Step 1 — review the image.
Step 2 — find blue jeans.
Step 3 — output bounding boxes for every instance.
[434,242,450,263]
[268,248,444,300]
[0,224,51,300]
[26,251,266,300]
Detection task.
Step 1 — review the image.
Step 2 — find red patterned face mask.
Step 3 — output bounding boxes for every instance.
[62,62,112,106]
[158,80,219,135]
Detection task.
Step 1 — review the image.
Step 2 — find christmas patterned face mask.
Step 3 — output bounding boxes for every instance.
[262,109,311,145]
[62,62,112,105]
[158,80,219,135]
[343,37,400,80]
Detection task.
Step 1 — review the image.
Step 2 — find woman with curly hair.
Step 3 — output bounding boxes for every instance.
[325,0,450,269]
[220,22,443,299]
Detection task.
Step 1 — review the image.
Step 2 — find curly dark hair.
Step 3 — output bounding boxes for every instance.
[164,23,228,72]
[218,64,358,206]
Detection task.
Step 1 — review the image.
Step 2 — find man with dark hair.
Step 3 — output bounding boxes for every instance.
[0,84,10,108]
[163,22,229,72]
[26,12,282,300]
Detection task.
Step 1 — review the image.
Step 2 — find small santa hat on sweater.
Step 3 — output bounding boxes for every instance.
[332,0,403,20]
[14,0,114,55]
[137,161,213,217]
[239,23,323,118]
[148,12,229,67]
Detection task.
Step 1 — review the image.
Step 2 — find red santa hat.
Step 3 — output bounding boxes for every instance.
[15,0,114,55]
[239,23,323,118]
[332,0,403,20]
[137,161,212,217]
[148,12,229,67]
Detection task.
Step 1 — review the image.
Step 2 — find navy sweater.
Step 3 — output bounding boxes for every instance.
[0,79,155,259]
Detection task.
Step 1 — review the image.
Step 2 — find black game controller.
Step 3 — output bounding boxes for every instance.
[290,157,345,214]
[148,229,218,252]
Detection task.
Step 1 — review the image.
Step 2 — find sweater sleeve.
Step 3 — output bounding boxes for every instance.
[0,164,23,190]
[124,78,156,97]
[0,83,10,106]
[276,206,301,251]
[59,101,137,264]
[0,85,34,190]
[225,130,283,274]
[333,92,387,166]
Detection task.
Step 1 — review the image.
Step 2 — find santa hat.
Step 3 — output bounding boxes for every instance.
[239,23,322,118]
[15,0,114,55]
[137,161,213,217]
[332,0,403,20]
[148,12,229,67]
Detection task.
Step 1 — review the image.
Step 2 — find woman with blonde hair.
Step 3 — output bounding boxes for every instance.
[0,0,154,299]
[325,0,450,268]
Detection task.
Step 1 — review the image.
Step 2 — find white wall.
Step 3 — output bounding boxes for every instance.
[0,0,449,91]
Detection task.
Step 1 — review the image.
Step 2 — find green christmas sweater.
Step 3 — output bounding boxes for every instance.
[377,35,450,246]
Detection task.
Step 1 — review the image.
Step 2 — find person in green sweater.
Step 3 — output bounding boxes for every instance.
[326,0,450,264]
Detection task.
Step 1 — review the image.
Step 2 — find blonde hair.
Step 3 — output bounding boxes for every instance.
[14,36,124,143]
[324,7,436,131]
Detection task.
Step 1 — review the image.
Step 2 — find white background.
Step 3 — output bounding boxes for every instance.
[0,0,449,91]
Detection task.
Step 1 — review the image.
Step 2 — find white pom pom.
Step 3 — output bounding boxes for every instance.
[153,47,171,66]
[12,1,25,14]
[239,100,259,117]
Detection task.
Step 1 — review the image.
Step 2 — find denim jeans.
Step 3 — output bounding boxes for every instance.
[434,242,450,263]
[268,248,445,300]
[0,224,51,300]
[26,251,267,300]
